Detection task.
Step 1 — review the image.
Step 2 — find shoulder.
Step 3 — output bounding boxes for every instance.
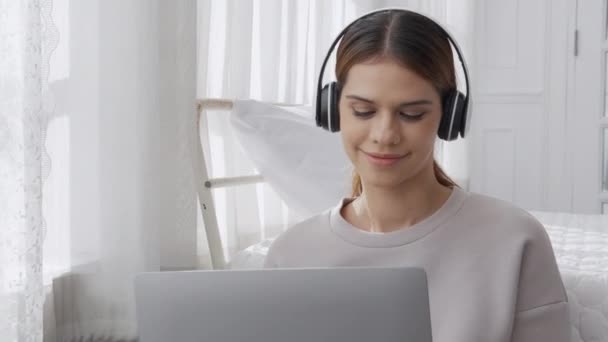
[462,191,567,310]
[462,191,549,241]
[272,210,330,246]
[460,190,559,266]
[263,207,333,268]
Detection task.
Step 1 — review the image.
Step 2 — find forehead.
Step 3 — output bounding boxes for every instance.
[341,59,438,100]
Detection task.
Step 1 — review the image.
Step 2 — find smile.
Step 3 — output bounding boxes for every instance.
[363,151,408,167]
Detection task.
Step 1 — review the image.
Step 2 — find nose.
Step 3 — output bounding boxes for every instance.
[370,110,401,145]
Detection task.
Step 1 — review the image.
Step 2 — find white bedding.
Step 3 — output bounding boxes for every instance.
[529,211,608,341]
[229,211,608,341]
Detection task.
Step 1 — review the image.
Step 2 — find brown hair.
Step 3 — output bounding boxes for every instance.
[335,10,459,197]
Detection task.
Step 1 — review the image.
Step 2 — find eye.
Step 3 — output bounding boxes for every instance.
[399,112,426,121]
[351,110,427,120]
[352,110,374,118]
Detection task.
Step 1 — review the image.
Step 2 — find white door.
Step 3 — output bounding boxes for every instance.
[470,0,575,212]
[470,0,607,214]
[572,0,608,214]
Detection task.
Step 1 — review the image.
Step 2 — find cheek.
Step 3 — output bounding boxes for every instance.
[339,125,367,165]
[339,107,363,143]
[340,126,361,153]
[405,113,441,144]
[339,133,359,166]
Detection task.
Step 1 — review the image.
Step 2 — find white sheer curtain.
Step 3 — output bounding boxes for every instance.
[1,1,58,341]
[2,0,198,341]
[196,0,477,265]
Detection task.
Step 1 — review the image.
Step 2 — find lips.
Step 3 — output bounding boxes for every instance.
[364,151,406,159]
[363,151,408,167]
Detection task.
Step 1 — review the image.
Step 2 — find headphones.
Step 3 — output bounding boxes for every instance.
[315,8,472,141]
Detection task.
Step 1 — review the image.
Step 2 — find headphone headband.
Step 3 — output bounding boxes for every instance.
[315,8,472,137]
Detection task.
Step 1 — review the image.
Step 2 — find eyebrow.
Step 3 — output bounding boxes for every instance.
[345,95,433,107]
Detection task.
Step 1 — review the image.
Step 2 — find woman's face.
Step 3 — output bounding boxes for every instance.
[338,58,443,189]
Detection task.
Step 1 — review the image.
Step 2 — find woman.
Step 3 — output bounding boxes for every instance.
[263,9,569,342]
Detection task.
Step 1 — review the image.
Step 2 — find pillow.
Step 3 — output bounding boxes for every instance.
[230,99,352,218]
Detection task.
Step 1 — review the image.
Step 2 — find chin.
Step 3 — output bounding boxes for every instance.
[360,171,411,188]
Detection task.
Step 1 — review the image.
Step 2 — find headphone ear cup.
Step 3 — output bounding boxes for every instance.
[318,82,341,132]
[329,82,341,132]
[459,97,471,138]
[317,83,330,130]
[439,91,466,141]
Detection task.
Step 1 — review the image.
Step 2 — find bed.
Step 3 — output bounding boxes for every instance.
[528,211,608,341]
[195,98,608,341]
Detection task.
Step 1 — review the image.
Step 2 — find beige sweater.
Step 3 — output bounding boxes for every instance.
[264,186,570,342]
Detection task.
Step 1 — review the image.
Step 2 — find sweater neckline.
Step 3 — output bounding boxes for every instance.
[329,186,468,247]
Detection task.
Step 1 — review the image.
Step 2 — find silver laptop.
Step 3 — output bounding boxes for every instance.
[134,267,433,342]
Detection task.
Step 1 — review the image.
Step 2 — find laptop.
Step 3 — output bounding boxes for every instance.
[134,267,433,342]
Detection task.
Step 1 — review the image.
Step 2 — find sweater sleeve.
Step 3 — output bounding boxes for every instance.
[510,214,570,341]
[511,301,570,341]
